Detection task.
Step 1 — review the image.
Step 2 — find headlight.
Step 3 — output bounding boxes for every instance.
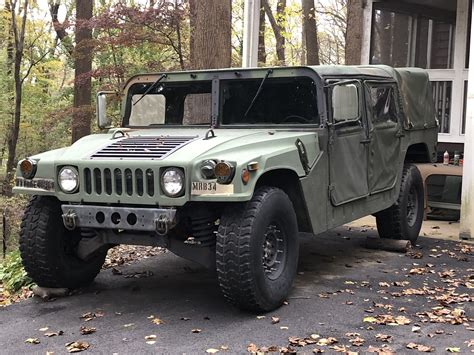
[161,168,185,197]
[19,158,37,179]
[58,166,79,193]
[200,159,217,179]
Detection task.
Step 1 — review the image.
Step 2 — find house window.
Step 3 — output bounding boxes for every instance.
[432,81,452,134]
[370,8,455,69]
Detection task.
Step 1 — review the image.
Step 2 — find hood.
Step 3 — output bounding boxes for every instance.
[52,128,319,165]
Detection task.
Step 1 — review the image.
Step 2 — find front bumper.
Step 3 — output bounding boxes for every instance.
[61,205,176,234]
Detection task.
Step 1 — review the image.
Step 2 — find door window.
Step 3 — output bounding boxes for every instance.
[368,84,398,124]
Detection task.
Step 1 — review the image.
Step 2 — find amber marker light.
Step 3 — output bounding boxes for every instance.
[19,158,37,179]
[241,169,250,184]
[214,161,235,184]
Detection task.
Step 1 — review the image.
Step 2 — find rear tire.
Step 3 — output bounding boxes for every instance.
[216,187,299,312]
[19,196,107,289]
[375,164,424,243]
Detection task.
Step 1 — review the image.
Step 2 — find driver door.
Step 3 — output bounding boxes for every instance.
[328,81,370,206]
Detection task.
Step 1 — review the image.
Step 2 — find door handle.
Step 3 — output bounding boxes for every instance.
[360,139,371,144]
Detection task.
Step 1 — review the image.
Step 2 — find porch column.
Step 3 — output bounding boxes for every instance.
[460,1,474,240]
[242,0,261,68]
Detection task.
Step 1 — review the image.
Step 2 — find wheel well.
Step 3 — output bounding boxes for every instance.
[405,143,430,163]
[255,169,312,233]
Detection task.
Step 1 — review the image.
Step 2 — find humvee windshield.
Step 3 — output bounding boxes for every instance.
[126,81,213,126]
[124,76,319,127]
[221,77,319,125]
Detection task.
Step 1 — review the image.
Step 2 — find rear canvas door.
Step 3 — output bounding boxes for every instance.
[365,81,401,194]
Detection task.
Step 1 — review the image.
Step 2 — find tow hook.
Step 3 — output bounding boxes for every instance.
[154,214,172,236]
[62,210,78,230]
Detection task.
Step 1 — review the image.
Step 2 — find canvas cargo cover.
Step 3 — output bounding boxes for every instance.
[382,67,437,131]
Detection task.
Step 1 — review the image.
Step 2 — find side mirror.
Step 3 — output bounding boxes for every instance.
[96,91,115,129]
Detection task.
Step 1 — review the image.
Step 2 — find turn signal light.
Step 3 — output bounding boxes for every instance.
[241,169,250,184]
[19,158,37,179]
[214,161,235,184]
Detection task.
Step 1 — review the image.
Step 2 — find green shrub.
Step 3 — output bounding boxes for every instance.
[0,250,32,293]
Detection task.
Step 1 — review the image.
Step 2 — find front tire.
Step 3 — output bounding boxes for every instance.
[19,196,107,289]
[375,164,424,243]
[216,187,299,312]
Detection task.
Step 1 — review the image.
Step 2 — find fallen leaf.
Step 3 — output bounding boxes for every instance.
[280,326,289,330]
[406,343,434,352]
[146,340,156,345]
[191,328,202,333]
[375,333,392,343]
[123,323,135,328]
[445,348,460,353]
[364,316,377,323]
[367,345,395,354]
[256,316,265,320]
[144,335,157,340]
[80,326,96,335]
[349,336,365,346]
[379,282,390,287]
[206,349,219,354]
[271,317,280,324]
[247,343,258,353]
[39,327,49,332]
[25,338,40,344]
[65,341,90,353]
[80,311,104,322]
[409,268,428,275]
[45,331,64,337]
[317,337,337,346]
[152,318,164,325]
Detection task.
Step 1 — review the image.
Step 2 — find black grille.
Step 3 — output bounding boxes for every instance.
[83,168,155,197]
[90,136,197,159]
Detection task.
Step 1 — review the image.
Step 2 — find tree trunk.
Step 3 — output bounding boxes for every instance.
[302,0,320,65]
[189,0,231,70]
[262,0,286,65]
[4,0,28,196]
[72,0,93,143]
[258,6,266,65]
[345,0,364,65]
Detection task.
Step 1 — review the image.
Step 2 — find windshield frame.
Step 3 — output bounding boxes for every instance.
[121,67,326,129]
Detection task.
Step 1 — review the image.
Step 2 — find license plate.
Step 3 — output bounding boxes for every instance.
[191,181,234,195]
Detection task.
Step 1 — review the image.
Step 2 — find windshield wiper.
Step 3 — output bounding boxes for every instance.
[244,69,273,118]
[133,73,167,106]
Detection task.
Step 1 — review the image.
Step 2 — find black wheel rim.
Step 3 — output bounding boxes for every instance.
[262,222,287,280]
[407,186,419,227]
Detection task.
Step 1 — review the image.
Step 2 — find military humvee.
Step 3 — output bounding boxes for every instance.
[14,65,437,311]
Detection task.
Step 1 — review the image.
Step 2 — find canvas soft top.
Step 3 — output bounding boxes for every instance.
[313,65,437,131]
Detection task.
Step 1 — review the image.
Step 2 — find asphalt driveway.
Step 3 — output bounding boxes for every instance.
[0,226,472,354]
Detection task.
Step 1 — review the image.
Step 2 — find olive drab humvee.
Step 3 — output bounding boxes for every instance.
[14,65,437,311]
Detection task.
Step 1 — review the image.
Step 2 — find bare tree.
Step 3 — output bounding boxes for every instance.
[263,0,286,65]
[189,0,231,69]
[4,0,28,195]
[302,0,320,65]
[258,6,266,65]
[345,0,363,65]
[71,0,93,143]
